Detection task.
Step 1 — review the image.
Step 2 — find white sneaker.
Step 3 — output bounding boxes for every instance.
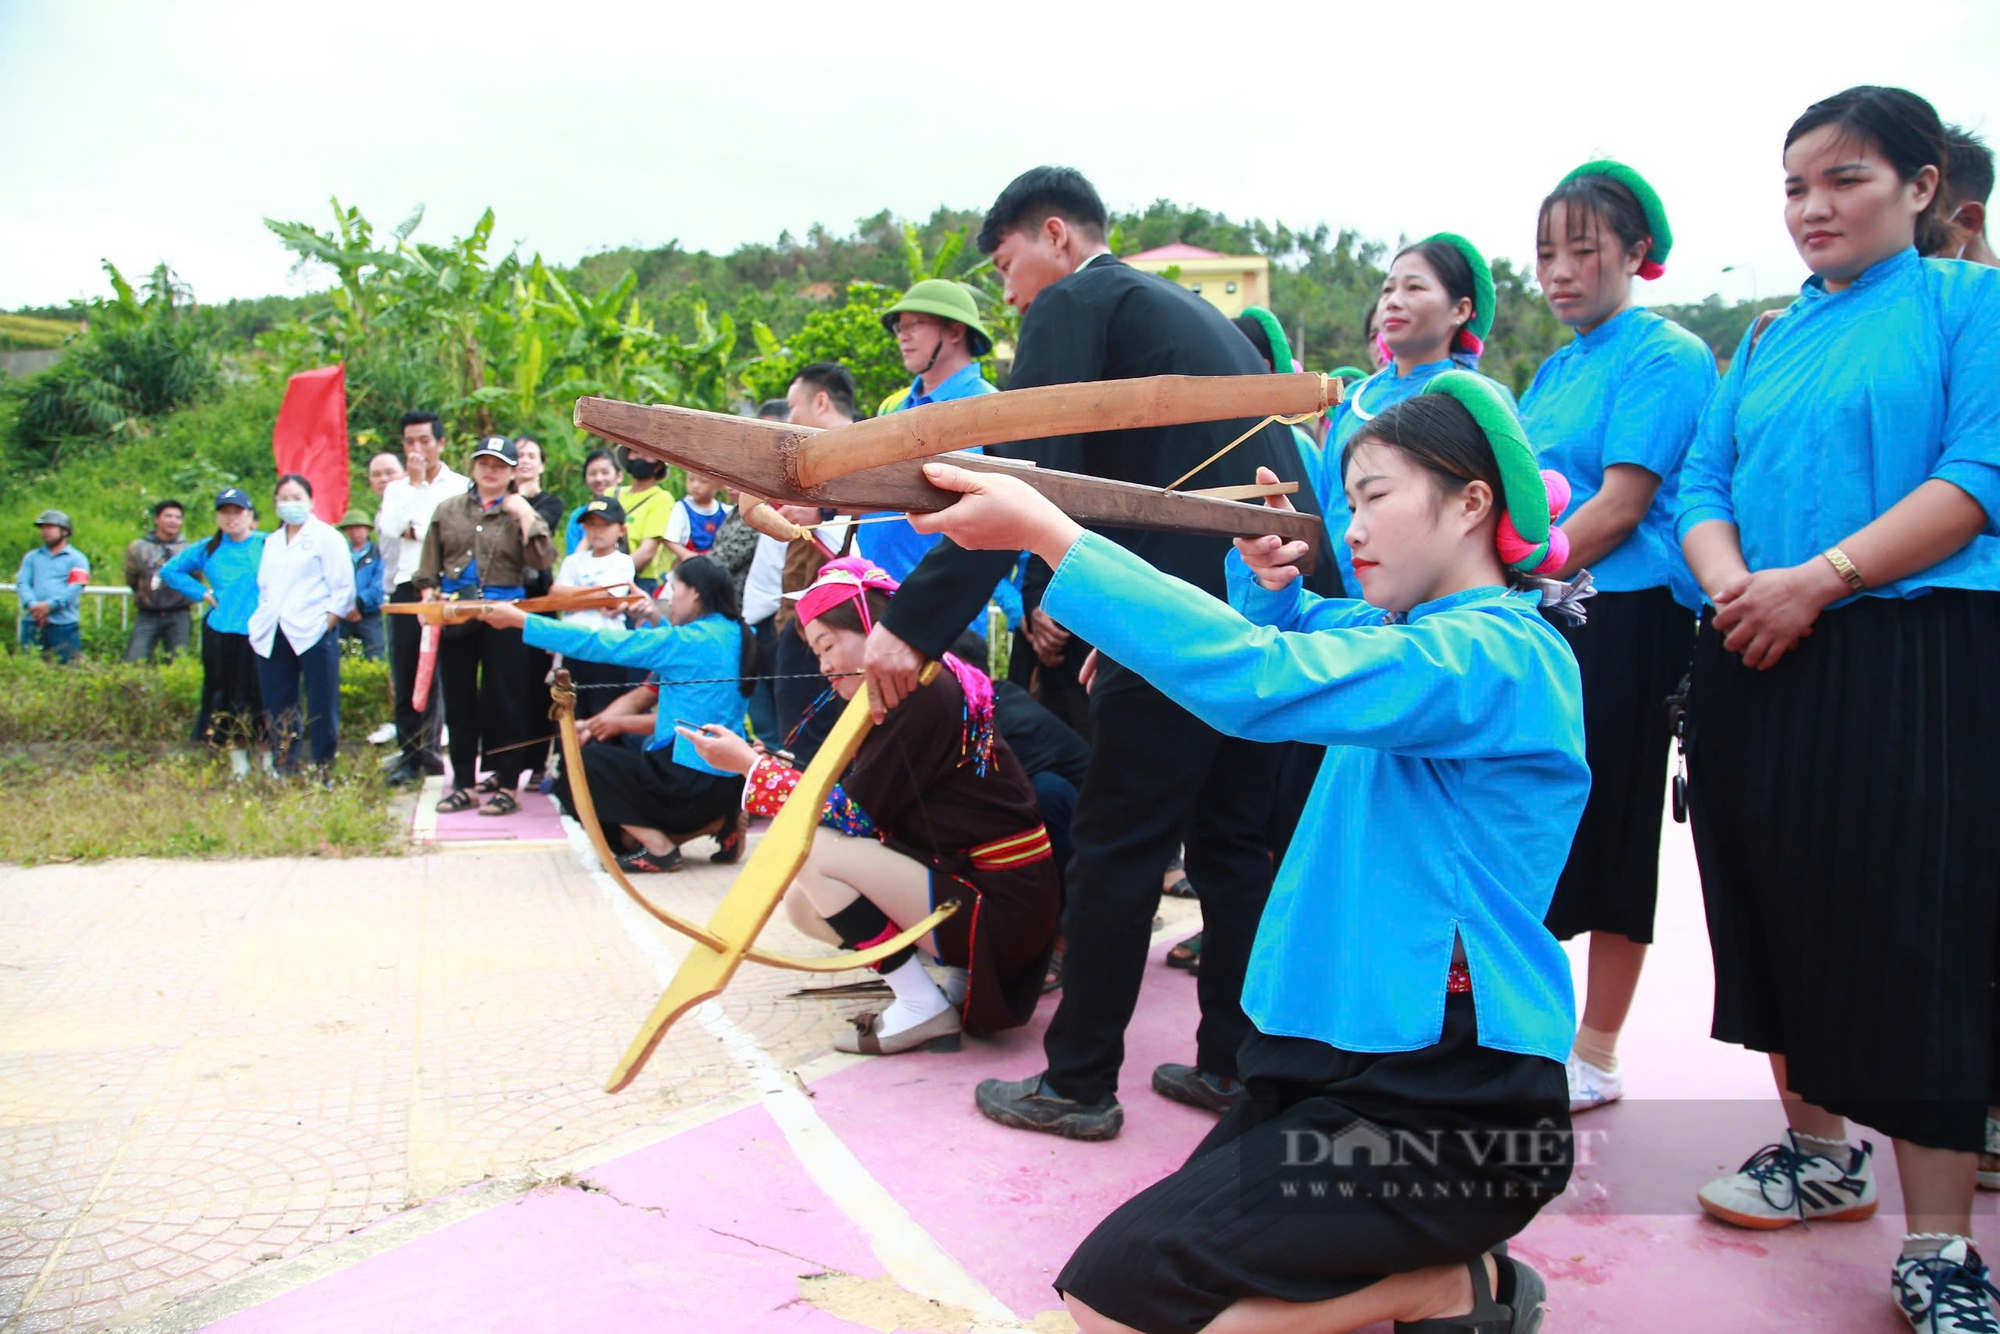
[1566,1053,1623,1113]
[1978,1116,2000,1192]
[367,722,397,745]
[1895,1237,2000,1333]
[1697,1131,1877,1230]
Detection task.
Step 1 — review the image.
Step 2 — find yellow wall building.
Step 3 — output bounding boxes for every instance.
[1123,244,1269,317]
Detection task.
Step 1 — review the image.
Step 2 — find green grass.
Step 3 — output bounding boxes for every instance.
[0,651,393,746]
[0,653,405,864]
[0,751,402,864]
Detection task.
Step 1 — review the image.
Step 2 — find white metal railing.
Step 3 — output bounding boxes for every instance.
[0,583,169,631]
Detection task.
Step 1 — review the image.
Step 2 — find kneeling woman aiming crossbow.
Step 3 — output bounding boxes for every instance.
[679,556,1061,1057]
[910,372,1590,1334]
[479,554,751,872]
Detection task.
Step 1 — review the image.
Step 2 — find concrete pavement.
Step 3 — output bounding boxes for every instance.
[3,808,1994,1333]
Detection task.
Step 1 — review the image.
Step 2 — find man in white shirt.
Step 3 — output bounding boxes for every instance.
[377,410,467,785]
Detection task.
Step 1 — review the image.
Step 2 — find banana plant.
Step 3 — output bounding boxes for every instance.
[263,197,419,344]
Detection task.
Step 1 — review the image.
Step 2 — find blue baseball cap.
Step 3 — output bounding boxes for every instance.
[215,487,253,511]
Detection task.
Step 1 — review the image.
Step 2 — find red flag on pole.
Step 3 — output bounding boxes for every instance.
[271,365,349,523]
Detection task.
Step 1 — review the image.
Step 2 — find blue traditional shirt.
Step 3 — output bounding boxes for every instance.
[350,539,385,616]
[1316,360,1518,595]
[860,362,1016,632]
[1520,307,1716,609]
[1678,249,2000,602]
[1042,533,1587,1061]
[161,532,266,635]
[521,612,743,775]
[14,543,91,625]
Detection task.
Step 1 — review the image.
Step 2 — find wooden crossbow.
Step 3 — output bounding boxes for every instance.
[568,373,1338,1091]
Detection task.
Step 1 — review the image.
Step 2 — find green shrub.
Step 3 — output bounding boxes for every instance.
[0,650,391,746]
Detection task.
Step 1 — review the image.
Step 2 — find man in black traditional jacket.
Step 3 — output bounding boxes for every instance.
[861,166,1340,1140]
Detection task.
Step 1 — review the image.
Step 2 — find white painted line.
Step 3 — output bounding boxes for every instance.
[408,775,442,843]
[556,814,1031,1332]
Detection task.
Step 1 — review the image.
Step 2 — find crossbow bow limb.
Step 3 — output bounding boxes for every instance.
[572,372,1338,570]
[569,374,1337,1090]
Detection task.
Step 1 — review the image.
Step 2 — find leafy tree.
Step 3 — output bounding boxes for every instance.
[4,262,218,467]
[739,282,905,416]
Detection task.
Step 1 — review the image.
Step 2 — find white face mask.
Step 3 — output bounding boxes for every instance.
[276,500,313,526]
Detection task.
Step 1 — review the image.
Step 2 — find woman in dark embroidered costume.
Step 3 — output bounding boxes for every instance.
[681,556,1061,1055]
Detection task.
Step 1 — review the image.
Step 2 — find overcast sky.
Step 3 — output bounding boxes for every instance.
[3,0,1995,315]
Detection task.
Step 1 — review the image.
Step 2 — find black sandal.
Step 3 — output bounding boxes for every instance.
[478,791,520,817]
[435,789,475,813]
[1393,1251,1543,1334]
[1162,852,1197,898]
[1166,931,1203,971]
[710,809,749,863]
[473,774,504,795]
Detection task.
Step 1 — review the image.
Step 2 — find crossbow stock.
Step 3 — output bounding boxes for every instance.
[570,374,1337,1090]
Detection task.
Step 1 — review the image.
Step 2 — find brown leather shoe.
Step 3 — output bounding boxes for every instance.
[834,1006,962,1055]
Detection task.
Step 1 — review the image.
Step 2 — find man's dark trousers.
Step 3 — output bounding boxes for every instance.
[388,581,441,767]
[1043,656,1279,1104]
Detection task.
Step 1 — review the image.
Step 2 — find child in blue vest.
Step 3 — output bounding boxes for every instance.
[664,473,732,567]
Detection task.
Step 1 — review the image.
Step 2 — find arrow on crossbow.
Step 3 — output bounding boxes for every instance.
[572,372,1338,571]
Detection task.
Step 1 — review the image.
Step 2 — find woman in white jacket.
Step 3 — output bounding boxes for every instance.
[249,474,355,777]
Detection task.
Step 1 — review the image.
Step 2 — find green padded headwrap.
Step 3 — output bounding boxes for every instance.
[1421,370,1556,573]
[1417,232,1495,345]
[1327,365,1369,382]
[1240,306,1295,372]
[1558,159,1673,276]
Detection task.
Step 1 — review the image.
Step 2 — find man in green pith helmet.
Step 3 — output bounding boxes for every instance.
[875,278,998,414]
[855,280,1014,612]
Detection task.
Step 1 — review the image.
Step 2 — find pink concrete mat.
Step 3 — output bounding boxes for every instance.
[426,764,566,842]
[202,1104,885,1334]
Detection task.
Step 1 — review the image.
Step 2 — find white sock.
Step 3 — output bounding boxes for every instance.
[939,966,969,1006]
[1791,1129,1855,1166]
[1902,1232,1975,1260]
[875,954,950,1037]
[258,749,276,774]
[229,748,249,778]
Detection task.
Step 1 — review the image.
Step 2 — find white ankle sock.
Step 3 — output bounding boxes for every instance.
[1902,1232,1976,1260]
[1791,1129,1854,1165]
[875,955,950,1037]
[228,749,250,778]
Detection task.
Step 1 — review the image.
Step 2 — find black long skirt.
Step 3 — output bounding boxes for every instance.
[1686,590,2000,1152]
[1056,992,1570,1333]
[196,628,265,748]
[1543,587,1697,943]
[554,744,740,836]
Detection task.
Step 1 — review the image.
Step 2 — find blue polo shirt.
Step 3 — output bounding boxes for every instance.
[855,363,998,583]
[1520,307,1716,609]
[1678,249,2000,602]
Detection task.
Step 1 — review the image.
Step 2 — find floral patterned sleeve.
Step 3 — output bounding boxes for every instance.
[742,754,878,839]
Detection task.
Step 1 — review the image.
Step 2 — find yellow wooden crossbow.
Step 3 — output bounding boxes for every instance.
[552,669,956,1092]
[570,373,1339,1091]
